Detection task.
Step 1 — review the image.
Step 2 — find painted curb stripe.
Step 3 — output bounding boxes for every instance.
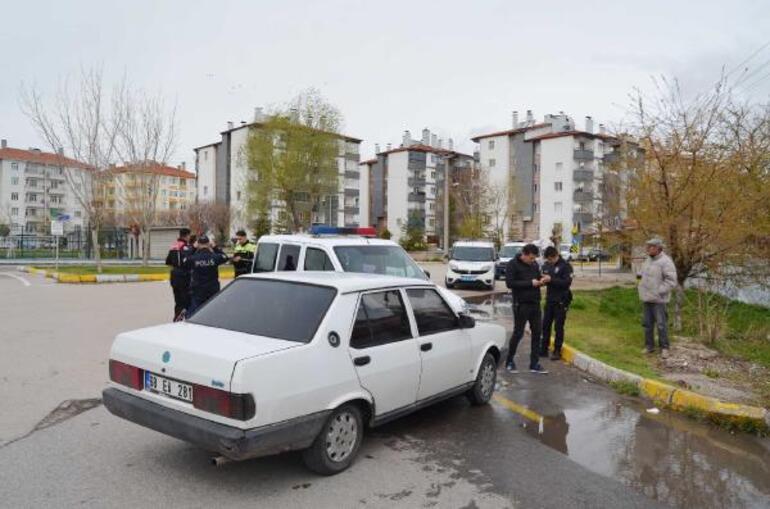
[492,394,544,423]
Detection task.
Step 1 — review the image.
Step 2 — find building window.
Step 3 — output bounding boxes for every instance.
[555,162,563,172]
[236,191,242,201]
[488,158,496,167]
[11,162,18,170]
[533,183,537,193]
[555,182,563,192]
[203,185,208,196]
[11,208,18,216]
[75,211,82,218]
[488,140,495,150]
[431,171,436,179]
[11,192,18,201]
[554,202,563,214]
[204,150,208,161]
[11,177,19,185]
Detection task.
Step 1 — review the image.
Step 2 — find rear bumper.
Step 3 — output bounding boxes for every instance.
[103,388,330,461]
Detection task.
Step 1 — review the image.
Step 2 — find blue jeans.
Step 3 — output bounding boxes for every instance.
[643,302,669,351]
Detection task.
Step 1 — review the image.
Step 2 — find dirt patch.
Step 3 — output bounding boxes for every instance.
[657,339,770,407]
[572,272,636,291]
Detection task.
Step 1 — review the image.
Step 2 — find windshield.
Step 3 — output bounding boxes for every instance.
[452,246,494,262]
[188,279,337,342]
[500,245,522,258]
[334,245,427,280]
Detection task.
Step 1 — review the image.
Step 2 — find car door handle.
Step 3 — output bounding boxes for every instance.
[421,342,433,352]
[353,356,370,366]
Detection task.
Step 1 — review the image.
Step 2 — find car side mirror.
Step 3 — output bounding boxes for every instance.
[423,269,431,278]
[458,313,475,329]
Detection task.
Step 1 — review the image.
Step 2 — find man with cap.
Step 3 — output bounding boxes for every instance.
[231,229,256,277]
[637,238,678,357]
[165,227,195,321]
[184,235,229,315]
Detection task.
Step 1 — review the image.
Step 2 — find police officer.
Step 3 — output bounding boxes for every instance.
[231,229,256,277]
[184,235,229,315]
[165,227,195,321]
[541,245,574,360]
[505,243,549,374]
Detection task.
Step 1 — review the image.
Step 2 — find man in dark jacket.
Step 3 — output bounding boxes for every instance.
[165,228,195,321]
[231,229,256,277]
[184,235,229,315]
[505,243,549,374]
[541,246,574,360]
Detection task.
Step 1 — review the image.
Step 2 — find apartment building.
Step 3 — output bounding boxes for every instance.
[472,111,623,245]
[103,162,196,221]
[193,108,366,233]
[361,128,475,245]
[0,140,89,234]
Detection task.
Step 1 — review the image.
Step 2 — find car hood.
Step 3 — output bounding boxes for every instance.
[109,322,302,391]
[450,261,494,269]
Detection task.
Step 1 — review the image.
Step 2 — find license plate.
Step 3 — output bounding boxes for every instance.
[461,275,477,281]
[145,371,193,402]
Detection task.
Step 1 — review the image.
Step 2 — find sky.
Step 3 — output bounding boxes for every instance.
[2,0,770,166]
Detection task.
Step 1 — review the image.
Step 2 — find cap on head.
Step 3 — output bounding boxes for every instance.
[197,235,210,245]
[646,238,663,247]
[235,229,247,237]
[179,228,191,238]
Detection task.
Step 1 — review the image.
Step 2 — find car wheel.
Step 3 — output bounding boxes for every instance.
[302,404,363,475]
[467,352,497,406]
[446,281,455,289]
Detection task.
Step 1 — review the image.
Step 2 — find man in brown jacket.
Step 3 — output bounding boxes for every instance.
[637,238,678,357]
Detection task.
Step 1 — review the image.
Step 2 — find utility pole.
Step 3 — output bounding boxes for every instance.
[442,153,455,252]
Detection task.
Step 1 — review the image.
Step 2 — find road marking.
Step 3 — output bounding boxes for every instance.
[0,272,31,287]
[493,393,544,431]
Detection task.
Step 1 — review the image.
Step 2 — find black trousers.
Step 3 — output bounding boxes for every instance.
[507,301,542,368]
[542,301,568,352]
[171,281,191,320]
[189,283,220,316]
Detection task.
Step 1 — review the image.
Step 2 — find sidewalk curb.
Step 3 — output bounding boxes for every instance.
[16,266,234,284]
[559,343,770,433]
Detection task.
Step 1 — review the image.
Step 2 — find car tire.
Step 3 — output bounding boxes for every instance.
[467,352,497,406]
[302,404,363,476]
[446,281,455,289]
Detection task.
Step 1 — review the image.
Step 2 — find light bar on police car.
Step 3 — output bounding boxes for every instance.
[309,226,377,237]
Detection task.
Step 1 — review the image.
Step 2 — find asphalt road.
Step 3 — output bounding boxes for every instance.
[1,268,764,508]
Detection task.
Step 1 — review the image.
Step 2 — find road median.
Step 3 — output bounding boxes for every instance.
[16,265,234,284]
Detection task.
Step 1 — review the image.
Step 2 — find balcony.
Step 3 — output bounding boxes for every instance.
[573,190,594,202]
[344,152,360,162]
[344,188,359,197]
[408,177,426,187]
[344,170,360,179]
[603,151,619,164]
[573,212,594,225]
[574,149,595,161]
[408,193,426,203]
[344,206,359,215]
[573,169,594,182]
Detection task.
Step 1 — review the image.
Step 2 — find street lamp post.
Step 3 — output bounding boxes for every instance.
[441,153,455,252]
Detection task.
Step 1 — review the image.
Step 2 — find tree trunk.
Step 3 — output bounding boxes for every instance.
[91,227,102,274]
[672,284,684,332]
[141,228,150,266]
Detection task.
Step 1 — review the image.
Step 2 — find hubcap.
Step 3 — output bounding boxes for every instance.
[480,361,496,397]
[325,411,358,463]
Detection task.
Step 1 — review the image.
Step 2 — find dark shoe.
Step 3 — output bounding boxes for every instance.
[505,361,518,373]
[642,348,655,355]
[530,364,549,374]
[539,350,549,358]
[550,350,561,361]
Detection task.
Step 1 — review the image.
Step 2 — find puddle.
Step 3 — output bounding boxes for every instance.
[467,292,770,509]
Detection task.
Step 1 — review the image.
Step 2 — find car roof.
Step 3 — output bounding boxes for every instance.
[503,242,526,247]
[453,241,494,248]
[257,234,398,248]
[238,271,433,294]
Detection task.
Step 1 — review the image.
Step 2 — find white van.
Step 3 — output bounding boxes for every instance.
[445,240,497,291]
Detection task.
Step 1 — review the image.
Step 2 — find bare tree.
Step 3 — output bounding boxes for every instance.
[21,67,120,272]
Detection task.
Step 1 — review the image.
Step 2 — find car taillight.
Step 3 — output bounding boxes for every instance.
[193,385,255,421]
[109,360,144,390]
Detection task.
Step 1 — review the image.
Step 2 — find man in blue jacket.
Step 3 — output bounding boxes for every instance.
[165,228,195,321]
[541,246,574,360]
[184,235,229,315]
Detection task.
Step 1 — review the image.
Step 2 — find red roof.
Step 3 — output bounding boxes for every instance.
[111,162,196,179]
[527,130,618,142]
[0,146,91,170]
[376,143,473,159]
[471,123,551,142]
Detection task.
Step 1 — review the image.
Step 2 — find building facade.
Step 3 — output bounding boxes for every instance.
[472,111,622,245]
[361,128,475,245]
[194,109,366,234]
[0,140,89,234]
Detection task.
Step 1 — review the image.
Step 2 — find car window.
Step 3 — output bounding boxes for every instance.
[350,290,412,349]
[500,245,522,258]
[334,245,426,279]
[304,247,335,271]
[254,242,278,272]
[452,246,494,261]
[277,244,300,271]
[188,279,336,342]
[406,288,458,336]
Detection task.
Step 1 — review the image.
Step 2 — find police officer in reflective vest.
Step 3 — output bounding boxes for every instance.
[231,229,256,277]
[184,235,229,315]
[165,228,195,321]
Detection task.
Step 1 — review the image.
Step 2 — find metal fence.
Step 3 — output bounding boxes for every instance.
[0,228,130,259]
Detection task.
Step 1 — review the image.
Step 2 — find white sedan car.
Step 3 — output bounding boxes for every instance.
[103,272,506,475]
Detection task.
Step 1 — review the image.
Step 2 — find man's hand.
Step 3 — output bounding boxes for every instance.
[233,255,241,263]
[532,279,542,287]
[541,275,552,284]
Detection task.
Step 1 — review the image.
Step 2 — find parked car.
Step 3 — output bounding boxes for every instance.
[587,248,611,262]
[559,244,574,262]
[102,272,506,474]
[495,242,525,279]
[445,240,497,290]
[250,226,467,314]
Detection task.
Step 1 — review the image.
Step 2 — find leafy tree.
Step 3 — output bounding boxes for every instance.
[399,211,427,251]
[0,224,10,237]
[249,213,272,239]
[245,89,342,233]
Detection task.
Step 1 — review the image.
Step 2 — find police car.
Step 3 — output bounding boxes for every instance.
[445,240,497,290]
[495,242,526,280]
[103,272,506,475]
[250,226,468,313]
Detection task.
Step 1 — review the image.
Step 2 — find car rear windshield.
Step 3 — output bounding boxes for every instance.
[187,279,337,342]
[500,245,522,258]
[334,245,426,280]
[452,246,494,261]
